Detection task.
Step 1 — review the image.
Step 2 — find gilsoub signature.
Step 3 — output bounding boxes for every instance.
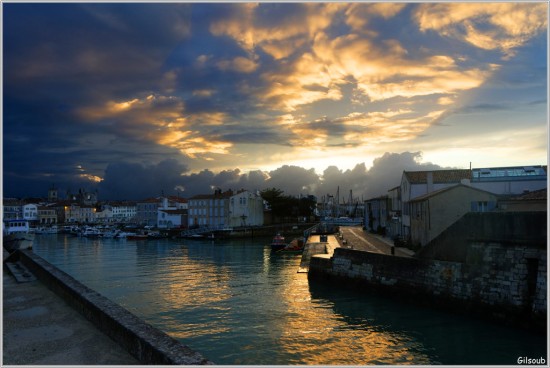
[517,357,546,365]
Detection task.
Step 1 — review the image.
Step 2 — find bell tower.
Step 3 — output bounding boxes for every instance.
[48,185,58,202]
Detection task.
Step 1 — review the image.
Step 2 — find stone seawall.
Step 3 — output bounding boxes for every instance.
[309,246,546,331]
[13,249,213,365]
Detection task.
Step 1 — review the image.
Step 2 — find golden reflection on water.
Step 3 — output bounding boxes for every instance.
[153,247,234,339]
[275,261,431,365]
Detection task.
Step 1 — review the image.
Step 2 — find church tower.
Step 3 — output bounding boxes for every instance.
[48,185,58,202]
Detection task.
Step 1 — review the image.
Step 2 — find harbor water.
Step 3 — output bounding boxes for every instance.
[33,234,546,365]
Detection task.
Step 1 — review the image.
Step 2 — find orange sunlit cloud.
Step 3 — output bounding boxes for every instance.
[414,3,547,58]
[78,95,233,159]
[4,3,547,198]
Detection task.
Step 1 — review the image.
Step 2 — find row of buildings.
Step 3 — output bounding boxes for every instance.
[364,165,547,248]
[3,188,265,230]
[3,165,547,242]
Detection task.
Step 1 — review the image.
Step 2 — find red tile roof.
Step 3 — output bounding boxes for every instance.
[510,188,547,201]
[404,169,471,184]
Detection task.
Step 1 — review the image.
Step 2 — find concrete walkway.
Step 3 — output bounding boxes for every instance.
[3,250,139,365]
[339,226,414,257]
[298,234,340,272]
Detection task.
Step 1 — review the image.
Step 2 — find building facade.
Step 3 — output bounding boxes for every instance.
[64,204,96,223]
[188,189,233,228]
[22,204,39,222]
[470,166,547,195]
[158,209,187,229]
[399,169,471,239]
[229,190,264,227]
[111,202,137,222]
[409,184,499,247]
[136,198,160,226]
[38,206,58,224]
[364,195,390,234]
[2,199,23,221]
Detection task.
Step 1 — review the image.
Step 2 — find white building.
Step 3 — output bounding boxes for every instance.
[158,209,187,229]
[22,204,39,222]
[95,208,113,223]
[229,190,264,227]
[111,202,137,222]
[64,204,96,223]
[157,197,187,228]
[470,166,547,195]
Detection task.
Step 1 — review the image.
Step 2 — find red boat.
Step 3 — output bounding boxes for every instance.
[270,233,287,251]
[277,238,304,253]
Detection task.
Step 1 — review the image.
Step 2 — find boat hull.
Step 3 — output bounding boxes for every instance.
[3,232,35,251]
[271,243,287,252]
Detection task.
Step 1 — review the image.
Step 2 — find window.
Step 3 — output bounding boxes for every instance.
[478,201,488,212]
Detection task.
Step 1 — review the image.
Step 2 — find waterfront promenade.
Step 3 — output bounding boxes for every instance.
[3,250,139,365]
[339,226,414,257]
[299,228,413,273]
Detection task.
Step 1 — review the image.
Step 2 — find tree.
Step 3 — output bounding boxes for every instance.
[261,189,317,223]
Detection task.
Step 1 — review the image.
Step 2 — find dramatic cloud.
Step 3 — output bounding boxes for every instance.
[414,3,548,59]
[3,3,547,199]
[90,152,449,201]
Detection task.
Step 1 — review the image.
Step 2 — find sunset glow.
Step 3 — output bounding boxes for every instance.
[3,2,547,199]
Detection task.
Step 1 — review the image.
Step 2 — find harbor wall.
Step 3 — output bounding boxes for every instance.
[13,249,213,365]
[309,245,547,331]
[416,212,547,262]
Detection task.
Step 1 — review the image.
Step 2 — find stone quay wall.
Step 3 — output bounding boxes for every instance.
[309,245,547,331]
[13,249,214,365]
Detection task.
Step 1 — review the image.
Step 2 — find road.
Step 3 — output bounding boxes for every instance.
[339,226,414,257]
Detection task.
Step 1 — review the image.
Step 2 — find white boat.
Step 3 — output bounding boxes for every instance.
[80,226,102,238]
[115,231,132,239]
[35,225,58,234]
[102,229,120,238]
[3,219,35,250]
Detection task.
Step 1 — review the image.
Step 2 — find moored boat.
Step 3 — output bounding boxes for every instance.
[270,233,287,251]
[3,219,34,250]
[80,226,102,238]
[114,231,131,239]
[277,238,304,253]
[35,225,58,234]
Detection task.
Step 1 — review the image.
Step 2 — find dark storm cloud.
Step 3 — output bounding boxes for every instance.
[98,159,190,200]
[3,149,461,201]
[218,128,294,146]
[3,3,546,199]
[4,3,192,101]
[3,3,196,198]
[265,166,321,195]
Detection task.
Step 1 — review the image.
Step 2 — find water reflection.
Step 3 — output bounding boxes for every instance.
[307,281,547,365]
[32,235,546,365]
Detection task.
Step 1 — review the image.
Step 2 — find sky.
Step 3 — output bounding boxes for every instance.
[2,2,548,201]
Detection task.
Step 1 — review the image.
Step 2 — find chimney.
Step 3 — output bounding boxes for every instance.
[427,172,434,193]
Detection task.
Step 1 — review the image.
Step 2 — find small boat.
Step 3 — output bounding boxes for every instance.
[102,229,120,238]
[80,226,102,238]
[115,231,133,239]
[35,225,58,234]
[146,231,164,239]
[3,219,34,250]
[277,238,304,253]
[270,233,287,251]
